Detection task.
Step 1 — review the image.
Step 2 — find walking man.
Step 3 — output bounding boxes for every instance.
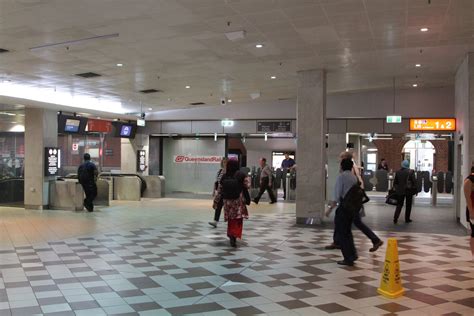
[78,153,98,212]
[253,158,277,204]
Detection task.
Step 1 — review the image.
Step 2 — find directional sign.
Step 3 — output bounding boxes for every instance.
[409,118,456,131]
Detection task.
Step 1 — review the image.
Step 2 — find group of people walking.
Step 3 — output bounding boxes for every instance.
[324,152,440,265]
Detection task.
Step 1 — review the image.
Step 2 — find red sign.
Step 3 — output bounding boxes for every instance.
[174,155,222,164]
[72,143,79,151]
[87,119,113,133]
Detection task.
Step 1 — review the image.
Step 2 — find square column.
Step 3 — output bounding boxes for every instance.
[296,69,327,224]
[24,108,58,210]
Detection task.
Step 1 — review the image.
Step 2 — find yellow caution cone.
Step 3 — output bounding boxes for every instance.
[377,238,405,299]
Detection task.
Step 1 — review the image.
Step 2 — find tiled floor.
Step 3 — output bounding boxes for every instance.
[0,199,472,315]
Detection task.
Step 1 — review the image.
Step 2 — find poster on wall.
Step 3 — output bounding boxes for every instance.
[137,150,146,172]
[44,147,60,176]
[174,155,222,164]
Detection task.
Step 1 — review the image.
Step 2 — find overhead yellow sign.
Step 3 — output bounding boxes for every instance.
[409,118,456,131]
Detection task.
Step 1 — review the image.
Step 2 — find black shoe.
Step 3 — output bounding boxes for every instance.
[337,260,354,266]
[393,219,398,224]
[208,221,217,228]
[325,244,341,250]
[269,201,276,204]
[405,219,413,223]
[229,237,237,247]
[253,199,258,205]
[369,240,383,252]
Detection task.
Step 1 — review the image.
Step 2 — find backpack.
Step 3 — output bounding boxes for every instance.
[221,173,243,200]
[341,184,370,217]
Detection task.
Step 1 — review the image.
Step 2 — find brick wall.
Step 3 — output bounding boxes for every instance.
[373,138,450,172]
[373,138,407,172]
[431,140,449,172]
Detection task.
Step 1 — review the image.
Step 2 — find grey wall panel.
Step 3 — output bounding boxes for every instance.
[138,121,161,134]
[161,121,192,134]
[347,119,384,133]
[224,120,257,134]
[191,121,224,133]
[383,120,410,133]
[328,120,347,133]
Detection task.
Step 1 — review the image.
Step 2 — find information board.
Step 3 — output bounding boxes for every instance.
[137,150,146,172]
[409,118,456,131]
[44,147,60,176]
[257,121,291,133]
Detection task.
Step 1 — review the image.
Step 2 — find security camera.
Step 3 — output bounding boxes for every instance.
[220,98,227,105]
[140,112,146,119]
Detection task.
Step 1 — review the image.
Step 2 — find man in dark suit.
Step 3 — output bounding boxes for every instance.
[393,160,417,223]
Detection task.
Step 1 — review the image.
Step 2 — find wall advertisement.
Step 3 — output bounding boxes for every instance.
[173,155,222,164]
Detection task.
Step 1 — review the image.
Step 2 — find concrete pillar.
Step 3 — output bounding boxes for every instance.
[296,69,326,224]
[326,134,347,200]
[454,52,474,229]
[24,108,57,210]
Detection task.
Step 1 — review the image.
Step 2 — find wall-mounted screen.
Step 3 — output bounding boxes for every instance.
[64,119,80,133]
[58,115,88,134]
[113,122,137,139]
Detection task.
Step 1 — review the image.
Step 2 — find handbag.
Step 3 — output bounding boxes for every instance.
[406,170,418,196]
[385,190,398,206]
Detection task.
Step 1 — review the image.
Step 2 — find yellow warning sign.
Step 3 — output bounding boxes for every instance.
[377,238,405,299]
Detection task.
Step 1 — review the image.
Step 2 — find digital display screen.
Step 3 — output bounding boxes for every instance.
[120,125,132,137]
[64,119,80,133]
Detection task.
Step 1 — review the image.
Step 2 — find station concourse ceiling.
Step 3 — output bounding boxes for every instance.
[0,0,472,117]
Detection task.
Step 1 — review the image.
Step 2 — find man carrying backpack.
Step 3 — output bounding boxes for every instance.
[78,153,98,212]
[326,158,359,266]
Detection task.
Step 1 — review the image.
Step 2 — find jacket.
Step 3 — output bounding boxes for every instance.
[394,168,416,196]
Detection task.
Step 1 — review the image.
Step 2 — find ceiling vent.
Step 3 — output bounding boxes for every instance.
[190,102,205,106]
[75,72,101,78]
[0,48,9,53]
[139,89,162,94]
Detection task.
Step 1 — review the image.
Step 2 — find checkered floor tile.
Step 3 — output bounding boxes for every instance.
[0,213,472,315]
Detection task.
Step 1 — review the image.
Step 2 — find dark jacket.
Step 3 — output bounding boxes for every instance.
[78,161,98,186]
[394,168,416,196]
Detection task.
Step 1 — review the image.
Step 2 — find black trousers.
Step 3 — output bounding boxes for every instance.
[394,194,413,222]
[334,207,357,263]
[255,177,276,203]
[213,198,223,222]
[334,209,381,246]
[82,184,97,211]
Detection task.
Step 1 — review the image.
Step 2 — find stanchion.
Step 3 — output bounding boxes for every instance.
[377,238,405,299]
[285,173,290,201]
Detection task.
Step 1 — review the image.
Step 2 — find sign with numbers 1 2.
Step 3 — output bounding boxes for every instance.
[409,118,456,131]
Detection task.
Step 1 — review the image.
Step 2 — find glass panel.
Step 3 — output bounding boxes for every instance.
[162,138,225,194]
[0,132,25,205]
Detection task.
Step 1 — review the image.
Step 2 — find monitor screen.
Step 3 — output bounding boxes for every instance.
[64,119,80,133]
[120,125,132,137]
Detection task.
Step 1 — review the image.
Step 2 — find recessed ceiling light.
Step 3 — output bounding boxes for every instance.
[270,76,276,79]
[148,107,153,111]
[415,64,421,67]
[255,44,264,48]
[420,27,429,32]
[116,63,123,67]
[185,85,191,89]
[412,84,418,87]
[227,99,232,103]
